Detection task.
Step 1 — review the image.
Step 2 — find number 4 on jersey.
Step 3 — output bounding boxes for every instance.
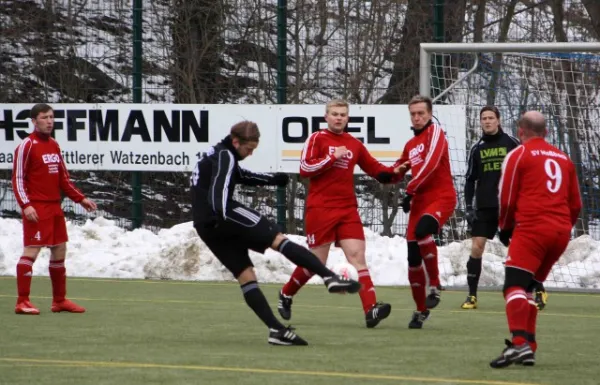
[34,231,41,241]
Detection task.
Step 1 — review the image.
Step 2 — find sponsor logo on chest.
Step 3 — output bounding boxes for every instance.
[41,153,60,174]
[328,146,354,169]
[409,143,425,166]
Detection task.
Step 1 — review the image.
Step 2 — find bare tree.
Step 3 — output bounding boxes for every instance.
[171,0,225,103]
[582,0,600,38]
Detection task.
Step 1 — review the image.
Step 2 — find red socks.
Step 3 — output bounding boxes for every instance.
[281,266,314,296]
[408,265,427,312]
[16,256,35,302]
[526,292,538,352]
[419,236,440,287]
[504,287,530,345]
[49,259,66,302]
[283,266,379,314]
[358,269,376,313]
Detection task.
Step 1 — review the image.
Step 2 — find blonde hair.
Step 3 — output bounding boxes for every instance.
[408,95,433,112]
[325,99,349,113]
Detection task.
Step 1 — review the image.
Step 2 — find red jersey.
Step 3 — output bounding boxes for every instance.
[299,129,395,209]
[12,131,85,209]
[498,137,582,231]
[394,121,456,199]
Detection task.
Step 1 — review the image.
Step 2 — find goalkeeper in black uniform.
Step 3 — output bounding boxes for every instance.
[190,120,361,346]
[462,106,548,310]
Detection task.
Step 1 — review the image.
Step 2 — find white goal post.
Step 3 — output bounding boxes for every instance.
[418,42,600,291]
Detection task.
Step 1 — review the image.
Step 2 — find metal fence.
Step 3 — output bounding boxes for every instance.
[1,0,598,244]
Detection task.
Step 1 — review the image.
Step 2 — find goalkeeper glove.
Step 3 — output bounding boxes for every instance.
[272,172,289,187]
[401,194,413,213]
[498,228,513,247]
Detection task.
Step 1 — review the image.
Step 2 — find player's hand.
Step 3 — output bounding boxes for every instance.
[498,228,513,247]
[333,146,349,159]
[80,198,97,212]
[394,161,410,173]
[23,206,39,222]
[272,172,289,187]
[401,194,413,213]
[465,207,476,225]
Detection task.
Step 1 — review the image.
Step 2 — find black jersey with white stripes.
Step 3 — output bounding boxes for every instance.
[464,128,520,210]
[190,135,278,226]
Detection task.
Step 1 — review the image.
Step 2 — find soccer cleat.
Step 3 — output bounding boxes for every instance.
[323,275,361,294]
[535,290,548,311]
[516,353,536,367]
[460,295,478,309]
[277,291,293,320]
[51,299,86,313]
[268,326,308,346]
[15,300,40,315]
[489,339,535,368]
[425,286,441,309]
[408,310,430,329]
[365,302,392,328]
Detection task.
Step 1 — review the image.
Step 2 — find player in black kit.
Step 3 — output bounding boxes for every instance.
[462,106,547,310]
[190,120,361,346]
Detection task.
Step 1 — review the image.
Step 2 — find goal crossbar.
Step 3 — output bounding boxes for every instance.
[419,42,600,97]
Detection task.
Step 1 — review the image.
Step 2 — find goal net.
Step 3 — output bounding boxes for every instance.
[421,43,600,291]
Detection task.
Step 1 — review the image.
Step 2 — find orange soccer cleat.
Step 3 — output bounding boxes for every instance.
[15,300,41,315]
[51,299,86,313]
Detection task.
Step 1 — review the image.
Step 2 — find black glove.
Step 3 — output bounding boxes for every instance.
[376,171,395,184]
[401,194,413,213]
[272,172,289,187]
[498,228,513,247]
[465,207,476,225]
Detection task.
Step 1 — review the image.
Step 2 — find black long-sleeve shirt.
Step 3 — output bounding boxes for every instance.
[464,128,520,210]
[190,135,279,225]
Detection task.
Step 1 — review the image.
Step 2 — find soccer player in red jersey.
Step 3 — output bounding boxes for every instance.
[278,99,401,328]
[12,103,97,315]
[391,95,457,329]
[489,111,582,368]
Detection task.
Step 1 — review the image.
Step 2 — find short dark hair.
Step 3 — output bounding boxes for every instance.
[230,121,260,143]
[30,103,53,119]
[518,115,546,136]
[408,95,433,112]
[480,105,500,119]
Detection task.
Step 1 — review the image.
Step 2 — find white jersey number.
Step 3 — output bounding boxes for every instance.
[544,158,562,193]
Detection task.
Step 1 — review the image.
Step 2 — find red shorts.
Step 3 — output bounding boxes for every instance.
[505,226,571,282]
[22,202,68,247]
[406,196,456,241]
[304,207,364,248]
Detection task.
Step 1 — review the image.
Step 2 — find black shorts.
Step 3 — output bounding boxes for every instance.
[194,202,279,278]
[471,208,499,240]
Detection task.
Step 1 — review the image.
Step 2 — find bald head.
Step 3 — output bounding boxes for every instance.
[518,111,546,136]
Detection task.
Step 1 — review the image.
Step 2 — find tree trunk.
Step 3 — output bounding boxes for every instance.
[486,0,518,106]
[380,0,432,104]
[582,0,600,39]
[171,0,224,103]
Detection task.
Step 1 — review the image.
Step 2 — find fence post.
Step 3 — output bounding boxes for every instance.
[276,0,288,232]
[131,0,143,229]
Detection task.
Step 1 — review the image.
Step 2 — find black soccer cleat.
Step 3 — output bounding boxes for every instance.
[323,275,361,294]
[515,352,536,367]
[489,339,535,368]
[408,309,430,329]
[268,326,308,346]
[277,291,293,320]
[366,302,392,328]
[425,286,441,309]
